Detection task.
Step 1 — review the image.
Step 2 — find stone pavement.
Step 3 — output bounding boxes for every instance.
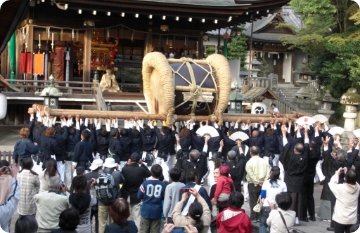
[1,128,332,233]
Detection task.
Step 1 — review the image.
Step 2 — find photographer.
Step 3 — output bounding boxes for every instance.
[34,175,69,232]
[328,167,360,233]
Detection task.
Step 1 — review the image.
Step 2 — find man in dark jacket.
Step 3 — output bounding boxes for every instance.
[73,130,94,169]
[108,129,122,164]
[96,119,110,161]
[121,152,151,230]
[301,126,321,222]
[65,117,81,190]
[280,124,309,226]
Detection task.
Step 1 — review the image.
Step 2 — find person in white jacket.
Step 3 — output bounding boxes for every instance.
[328,167,360,233]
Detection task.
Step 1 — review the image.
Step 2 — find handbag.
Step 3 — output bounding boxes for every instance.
[253,195,263,213]
[279,211,297,233]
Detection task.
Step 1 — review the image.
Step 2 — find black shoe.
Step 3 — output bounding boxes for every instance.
[309,216,316,221]
[327,227,335,231]
[299,218,308,222]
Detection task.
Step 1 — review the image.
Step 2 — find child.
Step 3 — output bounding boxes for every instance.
[137,164,166,233]
[212,165,233,204]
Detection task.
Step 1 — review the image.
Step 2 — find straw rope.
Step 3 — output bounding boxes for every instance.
[142,52,231,125]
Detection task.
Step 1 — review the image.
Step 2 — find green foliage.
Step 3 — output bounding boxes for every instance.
[227,34,247,66]
[206,46,216,56]
[283,0,360,122]
[258,57,270,77]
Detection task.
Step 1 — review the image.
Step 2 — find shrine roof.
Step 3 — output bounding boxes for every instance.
[243,87,279,100]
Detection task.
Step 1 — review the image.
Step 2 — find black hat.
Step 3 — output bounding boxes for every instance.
[130,152,141,162]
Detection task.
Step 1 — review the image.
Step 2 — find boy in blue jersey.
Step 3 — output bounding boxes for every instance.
[137,164,166,233]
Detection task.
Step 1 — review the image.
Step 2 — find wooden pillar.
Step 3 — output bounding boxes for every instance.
[144,32,152,55]
[83,29,92,90]
[1,46,7,77]
[27,25,34,77]
[217,28,220,54]
[199,37,204,59]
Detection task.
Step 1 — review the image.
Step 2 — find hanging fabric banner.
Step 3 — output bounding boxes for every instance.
[8,32,16,84]
[223,38,228,57]
[52,46,65,81]
[34,54,45,75]
[20,52,32,74]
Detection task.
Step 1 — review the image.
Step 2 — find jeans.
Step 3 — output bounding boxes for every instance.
[259,206,271,233]
[91,207,99,233]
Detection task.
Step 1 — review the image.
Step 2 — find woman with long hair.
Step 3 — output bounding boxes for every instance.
[17,157,40,217]
[68,175,96,233]
[39,158,60,192]
[259,166,287,233]
[172,188,211,233]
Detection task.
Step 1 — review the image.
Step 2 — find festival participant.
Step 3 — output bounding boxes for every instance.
[148,120,172,181]
[137,164,166,233]
[172,188,211,233]
[139,120,157,168]
[245,146,270,222]
[41,127,62,169]
[15,215,38,233]
[301,125,321,222]
[163,168,185,223]
[180,168,211,215]
[100,66,121,92]
[108,126,122,164]
[104,199,138,233]
[96,119,110,162]
[259,166,287,233]
[266,192,296,233]
[68,176,97,233]
[51,208,80,233]
[64,115,81,190]
[12,127,39,167]
[119,120,132,170]
[130,124,142,155]
[0,164,20,232]
[34,176,69,232]
[73,129,93,170]
[216,191,252,233]
[54,119,69,183]
[320,136,348,231]
[182,137,210,185]
[329,168,360,233]
[97,158,123,233]
[121,152,151,230]
[280,124,309,226]
[17,157,40,217]
[39,158,61,192]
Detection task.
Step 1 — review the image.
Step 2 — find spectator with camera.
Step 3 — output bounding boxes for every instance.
[34,175,69,232]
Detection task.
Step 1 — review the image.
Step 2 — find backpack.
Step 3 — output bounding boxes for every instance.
[95,172,117,204]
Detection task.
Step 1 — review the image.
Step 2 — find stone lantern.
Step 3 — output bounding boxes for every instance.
[293,59,316,99]
[35,74,63,109]
[250,57,261,78]
[229,87,248,113]
[317,90,338,119]
[340,88,360,131]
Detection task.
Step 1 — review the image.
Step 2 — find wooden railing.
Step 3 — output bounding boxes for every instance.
[3,79,94,94]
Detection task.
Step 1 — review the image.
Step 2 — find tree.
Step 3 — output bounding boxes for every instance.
[227,33,247,69]
[280,0,360,100]
[258,56,270,77]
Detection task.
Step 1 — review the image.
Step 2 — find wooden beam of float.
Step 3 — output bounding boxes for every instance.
[45,108,290,123]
